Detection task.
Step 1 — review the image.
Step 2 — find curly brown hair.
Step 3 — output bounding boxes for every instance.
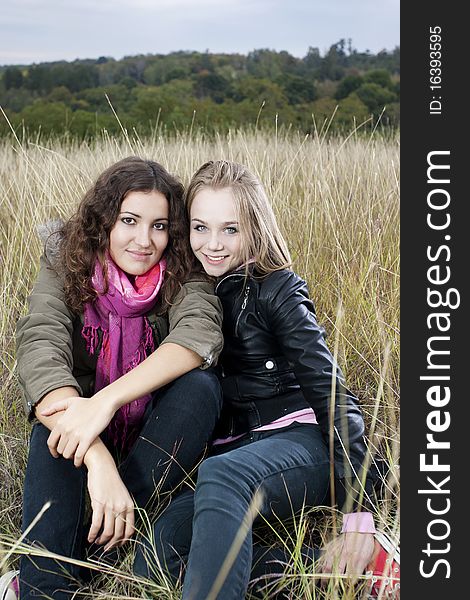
[56,156,198,314]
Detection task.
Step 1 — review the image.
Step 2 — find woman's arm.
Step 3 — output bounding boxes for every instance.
[42,343,202,466]
[43,280,223,465]
[262,270,374,513]
[34,387,135,549]
[16,255,83,418]
[162,279,224,369]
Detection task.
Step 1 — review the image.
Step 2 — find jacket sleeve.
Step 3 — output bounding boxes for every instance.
[16,255,82,419]
[162,279,224,369]
[262,270,375,513]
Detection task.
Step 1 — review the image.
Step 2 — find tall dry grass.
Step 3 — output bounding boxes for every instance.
[0,125,399,598]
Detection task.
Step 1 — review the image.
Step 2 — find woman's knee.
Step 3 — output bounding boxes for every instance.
[134,520,173,580]
[181,367,221,395]
[134,493,193,582]
[172,368,222,415]
[197,454,228,484]
[196,454,253,505]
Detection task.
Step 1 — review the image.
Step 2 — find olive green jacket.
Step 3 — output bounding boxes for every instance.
[16,255,223,418]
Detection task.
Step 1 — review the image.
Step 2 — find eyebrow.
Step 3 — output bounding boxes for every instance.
[121,211,169,221]
[191,218,239,226]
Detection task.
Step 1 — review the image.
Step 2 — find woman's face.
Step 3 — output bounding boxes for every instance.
[190,187,242,277]
[109,190,169,276]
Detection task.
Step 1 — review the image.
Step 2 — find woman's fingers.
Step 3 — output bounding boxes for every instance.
[40,399,70,416]
[47,427,91,465]
[47,423,75,458]
[121,507,135,546]
[87,462,135,550]
[43,396,109,463]
[103,511,128,552]
[318,536,345,585]
[61,438,80,461]
[73,439,91,468]
[46,429,61,458]
[94,505,135,550]
[100,506,135,550]
[96,508,117,546]
[319,532,376,586]
[88,502,105,544]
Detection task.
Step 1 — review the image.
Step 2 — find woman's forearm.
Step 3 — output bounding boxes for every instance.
[37,343,201,466]
[92,342,202,412]
[35,386,116,467]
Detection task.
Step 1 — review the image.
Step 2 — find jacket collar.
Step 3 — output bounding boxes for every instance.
[215,263,256,293]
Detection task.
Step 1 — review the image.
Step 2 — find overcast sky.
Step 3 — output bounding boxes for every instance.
[1,0,399,66]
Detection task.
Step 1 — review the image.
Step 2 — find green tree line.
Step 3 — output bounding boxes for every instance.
[0,41,399,138]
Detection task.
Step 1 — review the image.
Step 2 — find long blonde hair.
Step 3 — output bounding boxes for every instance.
[185,160,291,276]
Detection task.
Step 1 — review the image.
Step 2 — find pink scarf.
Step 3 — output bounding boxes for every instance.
[82,255,166,451]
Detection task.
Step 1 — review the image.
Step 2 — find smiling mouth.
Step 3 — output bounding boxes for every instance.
[127,250,152,258]
[203,254,228,263]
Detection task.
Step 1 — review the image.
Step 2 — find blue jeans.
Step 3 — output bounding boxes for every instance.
[134,422,329,600]
[19,368,222,600]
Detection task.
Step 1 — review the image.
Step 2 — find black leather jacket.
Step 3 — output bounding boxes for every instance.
[215,267,374,511]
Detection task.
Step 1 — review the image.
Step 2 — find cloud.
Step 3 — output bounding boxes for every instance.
[0,0,399,65]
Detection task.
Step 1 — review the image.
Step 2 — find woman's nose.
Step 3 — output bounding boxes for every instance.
[134,227,151,247]
[207,232,223,251]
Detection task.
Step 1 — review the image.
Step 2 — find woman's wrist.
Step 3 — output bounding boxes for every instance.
[83,437,115,470]
[90,387,122,414]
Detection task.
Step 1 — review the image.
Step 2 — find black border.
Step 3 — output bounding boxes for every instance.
[401,4,465,597]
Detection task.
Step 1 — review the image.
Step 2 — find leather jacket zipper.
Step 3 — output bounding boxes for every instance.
[234,285,250,336]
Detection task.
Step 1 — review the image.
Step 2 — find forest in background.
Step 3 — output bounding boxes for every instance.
[0,40,400,137]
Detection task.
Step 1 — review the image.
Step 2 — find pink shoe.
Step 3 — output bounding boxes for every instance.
[365,531,400,598]
[0,570,19,600]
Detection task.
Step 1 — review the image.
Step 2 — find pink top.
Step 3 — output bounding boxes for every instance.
[212,408,317,445]
[212,408,376,534]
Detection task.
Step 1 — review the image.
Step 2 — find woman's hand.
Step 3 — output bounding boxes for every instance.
[41,396,116,467]
[85,444,135,551]
[318,532,375,583]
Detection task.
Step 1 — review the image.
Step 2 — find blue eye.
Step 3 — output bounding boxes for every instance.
[225,227,238,234]
[194,225,207,232]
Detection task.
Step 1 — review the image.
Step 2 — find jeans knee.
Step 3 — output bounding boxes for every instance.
[183,368,220,392]
[179,369,222,413]
[133,525,168,580]
[197,455,251,503]
[197,454,225,484]
[134,510,190,583]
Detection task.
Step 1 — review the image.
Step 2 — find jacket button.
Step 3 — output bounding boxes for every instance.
[265,360,274,370]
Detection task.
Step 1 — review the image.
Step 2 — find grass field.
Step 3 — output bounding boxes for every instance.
[0,125,399,599]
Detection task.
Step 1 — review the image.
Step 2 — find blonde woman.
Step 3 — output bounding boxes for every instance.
[135,161,399,599]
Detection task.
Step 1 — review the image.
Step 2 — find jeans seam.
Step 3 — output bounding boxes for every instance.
[219,456,330,494]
